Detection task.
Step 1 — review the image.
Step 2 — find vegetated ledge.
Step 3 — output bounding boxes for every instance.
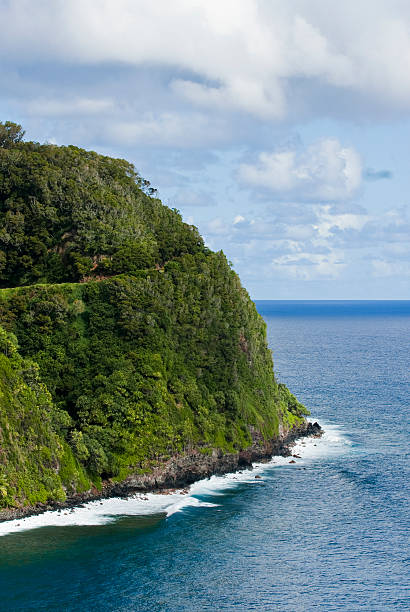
[0,421,322,523]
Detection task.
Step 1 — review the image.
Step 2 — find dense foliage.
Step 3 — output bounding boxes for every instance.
[0,132,203,287]
[0,123,308,509]
[0,327,89,508]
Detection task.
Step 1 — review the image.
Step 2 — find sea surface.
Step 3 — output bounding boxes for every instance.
[1,300,409,611]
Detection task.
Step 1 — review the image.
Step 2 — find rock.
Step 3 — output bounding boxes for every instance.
[0,418,326,523]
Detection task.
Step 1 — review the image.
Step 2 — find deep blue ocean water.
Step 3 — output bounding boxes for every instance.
[0,301,409,611]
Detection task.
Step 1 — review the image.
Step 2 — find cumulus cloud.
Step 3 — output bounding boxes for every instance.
[313,205,369,238]
[238,139,362,201]
[201,202,410,283]
[100,112,228,148]
[171,77,286,119]
[0,0,408,295]
[1,0,410,130]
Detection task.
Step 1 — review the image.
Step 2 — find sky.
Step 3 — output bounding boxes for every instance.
[1,0,409,299]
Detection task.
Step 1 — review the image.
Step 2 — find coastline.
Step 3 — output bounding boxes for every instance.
[0,421,322,524]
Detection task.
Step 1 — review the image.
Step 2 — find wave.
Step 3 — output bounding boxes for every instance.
[0,420,351,537]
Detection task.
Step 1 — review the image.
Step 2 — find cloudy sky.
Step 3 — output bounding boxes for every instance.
[1,0,410,298]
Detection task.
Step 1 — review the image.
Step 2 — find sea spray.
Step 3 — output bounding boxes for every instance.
[0,420,352,538]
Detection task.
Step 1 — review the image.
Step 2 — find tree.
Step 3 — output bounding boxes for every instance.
[0,121,25,148]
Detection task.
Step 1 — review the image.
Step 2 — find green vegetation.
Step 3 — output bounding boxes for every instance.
[0,122,308,509]
[0,125,203,288]
[0,327,89,508]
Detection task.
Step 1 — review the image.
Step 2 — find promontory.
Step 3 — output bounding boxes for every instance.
[0,121,315,519]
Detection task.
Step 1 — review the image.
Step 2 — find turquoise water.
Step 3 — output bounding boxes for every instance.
[0,301,409,611]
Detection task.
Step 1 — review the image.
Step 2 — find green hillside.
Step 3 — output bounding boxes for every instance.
[0,122,308,510]
[0,327,89,508]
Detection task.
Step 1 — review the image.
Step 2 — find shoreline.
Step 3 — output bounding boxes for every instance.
[0,421,322,524]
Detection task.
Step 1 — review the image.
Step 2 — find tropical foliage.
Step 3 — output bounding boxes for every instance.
[0,123,307,508]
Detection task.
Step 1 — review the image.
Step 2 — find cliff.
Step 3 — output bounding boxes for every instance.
[0,122,310,514]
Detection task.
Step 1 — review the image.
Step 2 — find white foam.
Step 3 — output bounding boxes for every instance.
[283,421,353,463]
[0,492,174,536]
[165,497,219,517]
[191,421,352,494]
[0,420,351,537]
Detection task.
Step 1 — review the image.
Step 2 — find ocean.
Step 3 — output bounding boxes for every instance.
[0,301,409,611]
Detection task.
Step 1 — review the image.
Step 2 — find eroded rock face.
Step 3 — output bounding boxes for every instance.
[0,421,323,522]
[96,421,323,497]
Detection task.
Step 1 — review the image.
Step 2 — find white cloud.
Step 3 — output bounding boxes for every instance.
[270,251,346,280]
[314,206,369,238]
[202,202,409,284]
[1,0,410,123]
[103,112,227,148]
[0,0,409,296]
[239,139,362,201]
[27,97,114,117]
[171,77,285,119]
[348,207,410,247]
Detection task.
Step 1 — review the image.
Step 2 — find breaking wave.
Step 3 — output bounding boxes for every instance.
[0,420,352,537]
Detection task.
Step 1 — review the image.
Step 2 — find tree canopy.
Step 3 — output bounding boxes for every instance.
[0,121,25,149]
[0,123,307,509]
[0,123,204,287]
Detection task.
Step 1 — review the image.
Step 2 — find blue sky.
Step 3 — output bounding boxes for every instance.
[1,0,409,299]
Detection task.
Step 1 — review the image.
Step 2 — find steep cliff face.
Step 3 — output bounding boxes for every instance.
[0,123,308,512]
